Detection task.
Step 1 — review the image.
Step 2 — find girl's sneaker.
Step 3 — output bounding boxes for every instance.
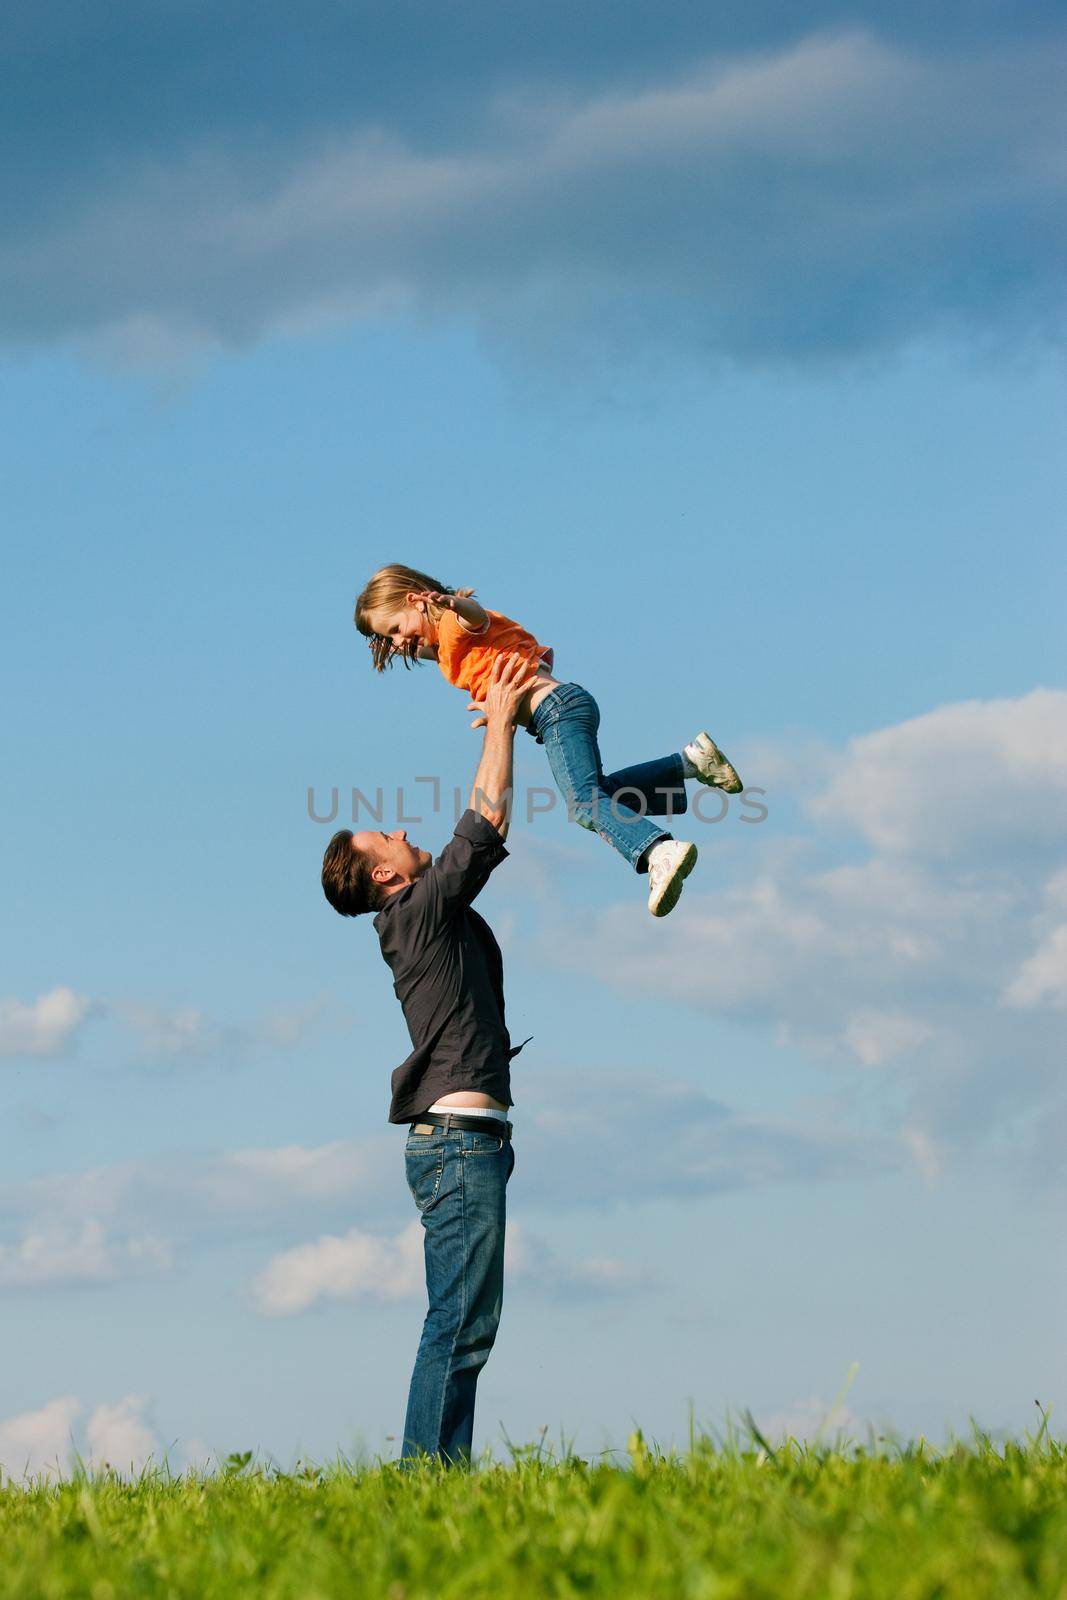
[646,839,698,917]
[684,731,743,793]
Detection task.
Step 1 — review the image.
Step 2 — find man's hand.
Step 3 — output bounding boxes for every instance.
[467,652,538,838]
[467,652,541,730]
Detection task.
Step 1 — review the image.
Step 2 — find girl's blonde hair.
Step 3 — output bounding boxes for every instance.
[354,563,475,673]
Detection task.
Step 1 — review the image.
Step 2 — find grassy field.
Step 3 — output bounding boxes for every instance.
[1,1428,1064,1598]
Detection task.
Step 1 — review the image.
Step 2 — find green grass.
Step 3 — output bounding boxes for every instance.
[1,1426,1065,1598]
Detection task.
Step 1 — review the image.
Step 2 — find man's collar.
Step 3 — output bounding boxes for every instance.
[373,880,414,922]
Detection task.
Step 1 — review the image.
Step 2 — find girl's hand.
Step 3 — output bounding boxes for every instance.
[408,587,476,612]
[407,588,450,612]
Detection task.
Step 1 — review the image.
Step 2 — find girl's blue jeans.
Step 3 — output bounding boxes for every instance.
[526,681,687,871]
[401,1125,515,1465]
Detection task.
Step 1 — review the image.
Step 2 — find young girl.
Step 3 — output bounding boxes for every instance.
[355,563,742,918]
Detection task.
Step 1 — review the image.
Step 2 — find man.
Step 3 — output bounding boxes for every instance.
[320,651,538,1464]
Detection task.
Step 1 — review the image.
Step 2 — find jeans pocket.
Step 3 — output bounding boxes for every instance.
[538,681,581,724]
[461,1132,507,1157]
[553,683,599,734]
[405,1145,445,1212]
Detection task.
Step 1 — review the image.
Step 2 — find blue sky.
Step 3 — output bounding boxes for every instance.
[1,2,1065,1473]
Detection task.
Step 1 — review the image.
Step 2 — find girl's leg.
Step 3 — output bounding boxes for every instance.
[538,686,672,872]
[601,752,687,818]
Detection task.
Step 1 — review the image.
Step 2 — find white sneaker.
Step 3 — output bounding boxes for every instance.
[646,839,698,917]
[685,731,743,794]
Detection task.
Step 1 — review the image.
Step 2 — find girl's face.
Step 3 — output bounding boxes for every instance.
[368,598,429,656]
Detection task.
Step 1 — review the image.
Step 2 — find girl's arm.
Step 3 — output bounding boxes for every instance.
[452,593,489,634]
[411,587,489,634]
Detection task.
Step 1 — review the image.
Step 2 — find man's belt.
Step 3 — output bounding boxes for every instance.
[410,1111,513,1139]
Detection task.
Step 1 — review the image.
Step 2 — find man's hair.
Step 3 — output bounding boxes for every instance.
[321,830,384,917]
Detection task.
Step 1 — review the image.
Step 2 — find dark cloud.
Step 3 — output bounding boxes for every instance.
[513,1070,897,1207]
[2,6,1065,362]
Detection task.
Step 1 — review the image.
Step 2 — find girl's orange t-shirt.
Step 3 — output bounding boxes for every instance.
[436,608,551,701]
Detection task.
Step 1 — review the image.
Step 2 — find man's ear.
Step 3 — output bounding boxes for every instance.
[370,863,394,887]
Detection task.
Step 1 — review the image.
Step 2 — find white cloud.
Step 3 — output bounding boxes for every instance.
[0,987,93,1059]
[0,1086,886,1297]
[257,996,334,1049]
[577,1256,645,1291]
[0,1218,172,1290]
[809,688,1067,858]
[844,1010,934,1067]
[901,1125,942,1187]
[1004,924,1067,1011]
[251,1220,424,1316]
[252,1216,650,1317]
[543,854,992,1047]
[118,1001,239,1063]
[116,994,336,1066]
[221,1139,387,1204]
[758,1394,862,1444]
[175,1437,216,1474]
[0,1132,398,1297]
[0,987,271,1073]
[0,1130,399,1307]
[86,1396,159,1475]
[540,688,1067,1167]
[0,1397,81,1481]
[0,1395,160,1481]
[506,1224,648,1298]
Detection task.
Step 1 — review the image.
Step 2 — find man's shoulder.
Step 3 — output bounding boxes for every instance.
[374,814,507,947]
[451,808,508,849]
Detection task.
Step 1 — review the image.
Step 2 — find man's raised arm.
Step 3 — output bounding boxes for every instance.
[401,653,540,926]
[468,653,540,842]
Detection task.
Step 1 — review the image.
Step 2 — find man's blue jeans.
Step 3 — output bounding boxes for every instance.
[527,682,688,871]
[401,1125,515,1464]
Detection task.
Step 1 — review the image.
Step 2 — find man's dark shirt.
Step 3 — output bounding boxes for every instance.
[373,809,530,1124]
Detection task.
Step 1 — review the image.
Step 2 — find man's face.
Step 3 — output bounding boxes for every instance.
[353,828,431,891]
